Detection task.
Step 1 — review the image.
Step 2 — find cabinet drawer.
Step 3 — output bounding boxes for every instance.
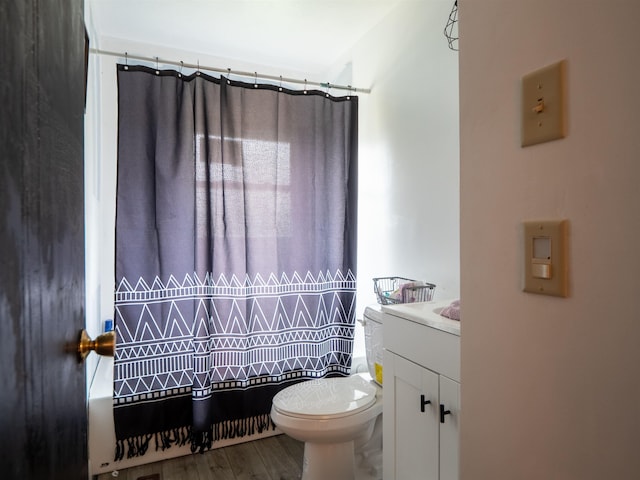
[383,314,460,382]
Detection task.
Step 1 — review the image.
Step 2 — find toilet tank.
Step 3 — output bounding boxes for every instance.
[363,305,384,386]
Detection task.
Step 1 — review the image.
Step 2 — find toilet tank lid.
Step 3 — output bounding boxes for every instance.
[363,304,384,324]
[272,376,377,419]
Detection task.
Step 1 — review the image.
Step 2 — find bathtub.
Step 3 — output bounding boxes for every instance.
[88,356,280,476]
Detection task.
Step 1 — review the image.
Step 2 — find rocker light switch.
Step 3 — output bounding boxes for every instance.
[523,220,568,297]
[532,262,551,279]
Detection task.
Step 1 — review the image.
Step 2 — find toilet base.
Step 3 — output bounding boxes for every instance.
[302,440,355,480]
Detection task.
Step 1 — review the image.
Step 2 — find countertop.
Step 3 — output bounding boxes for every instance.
[381,299,461,336]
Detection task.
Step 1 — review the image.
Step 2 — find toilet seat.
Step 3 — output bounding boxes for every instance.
[272,375,377,420]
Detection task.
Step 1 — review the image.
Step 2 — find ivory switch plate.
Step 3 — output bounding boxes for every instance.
[521,60,566,147]
[523,220,568,297]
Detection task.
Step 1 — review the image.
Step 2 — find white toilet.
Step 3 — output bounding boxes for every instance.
[270,305,384,480]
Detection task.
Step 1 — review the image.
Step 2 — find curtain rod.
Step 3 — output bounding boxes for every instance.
[89,48,371,95]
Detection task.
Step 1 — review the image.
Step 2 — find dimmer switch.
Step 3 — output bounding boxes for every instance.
[523,220,568,297]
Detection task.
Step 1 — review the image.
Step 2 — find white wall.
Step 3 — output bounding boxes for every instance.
[459,1,640,478]
[348,0,460,313]
[84,5,106,381]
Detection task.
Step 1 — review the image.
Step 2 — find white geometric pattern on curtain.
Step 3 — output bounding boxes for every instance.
[113,64,358,459]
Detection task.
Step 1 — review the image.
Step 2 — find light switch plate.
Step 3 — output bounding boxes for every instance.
[521,60,566,147]
[523,220,568,297]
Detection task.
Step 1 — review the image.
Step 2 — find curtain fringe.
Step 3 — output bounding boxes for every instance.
[114,427,191,461]
[192,414,276,453]
[114,415,276,461]
[114,432,155,461]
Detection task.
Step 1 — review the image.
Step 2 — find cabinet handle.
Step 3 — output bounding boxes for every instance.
[420,394,431,413]
[440,404,452,423]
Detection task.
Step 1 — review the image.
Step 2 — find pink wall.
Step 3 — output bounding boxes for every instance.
[459,1,640,478]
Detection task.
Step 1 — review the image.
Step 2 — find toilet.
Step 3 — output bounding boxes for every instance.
[270,305,384,480]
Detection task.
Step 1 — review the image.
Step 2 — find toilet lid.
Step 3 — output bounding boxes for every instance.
[272,376,377,419]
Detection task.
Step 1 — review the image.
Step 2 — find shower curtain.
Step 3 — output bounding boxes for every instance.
[113,64,358,459]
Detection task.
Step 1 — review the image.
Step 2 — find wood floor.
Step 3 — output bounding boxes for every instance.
[96,434,304,480]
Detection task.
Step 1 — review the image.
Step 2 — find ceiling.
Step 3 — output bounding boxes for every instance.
[87,0,403,75]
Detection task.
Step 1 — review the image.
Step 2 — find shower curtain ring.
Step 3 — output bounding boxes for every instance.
[304,79,308,94]
[254,72,258,88]
[155,56,159,75]
[279,75,283,92]
[227,67,231,84]
[178,61,183,78]
[326,82,331,97]
[124,52,128,70]
[197,60,201,76]
[347,85,352,99]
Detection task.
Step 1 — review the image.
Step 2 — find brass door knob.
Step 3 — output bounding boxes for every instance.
[77,329,115,362]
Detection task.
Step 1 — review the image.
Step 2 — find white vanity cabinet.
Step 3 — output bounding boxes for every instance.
[381,301,461,480]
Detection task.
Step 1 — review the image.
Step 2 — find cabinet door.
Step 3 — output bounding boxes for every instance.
[384,351,439,480]
[439,376,460,480]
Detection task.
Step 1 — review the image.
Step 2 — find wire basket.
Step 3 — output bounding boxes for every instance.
[373,277,436,305]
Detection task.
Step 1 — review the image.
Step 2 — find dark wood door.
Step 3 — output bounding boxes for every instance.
[0,1,87,479]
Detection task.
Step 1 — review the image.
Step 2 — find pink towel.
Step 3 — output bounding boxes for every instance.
[399,281,424,303]
[440,299,461,321]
